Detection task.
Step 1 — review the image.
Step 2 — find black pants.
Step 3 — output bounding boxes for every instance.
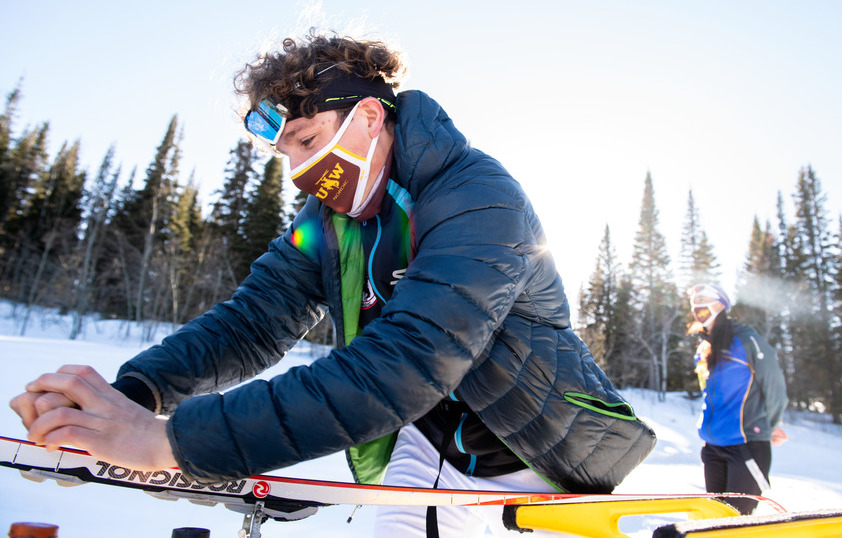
[701,441,772,515]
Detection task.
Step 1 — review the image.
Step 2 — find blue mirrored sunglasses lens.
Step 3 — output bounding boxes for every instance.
[244,100,285,145]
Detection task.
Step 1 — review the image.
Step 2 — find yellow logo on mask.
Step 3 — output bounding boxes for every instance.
[315,163,345,200]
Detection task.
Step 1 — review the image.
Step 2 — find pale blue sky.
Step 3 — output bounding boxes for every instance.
[2,1,840,317]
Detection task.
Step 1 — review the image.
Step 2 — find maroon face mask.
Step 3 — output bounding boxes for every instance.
[290,102,379,213]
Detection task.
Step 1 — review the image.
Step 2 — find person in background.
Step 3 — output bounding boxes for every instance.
[687,283,788,515]
[12,30,655,537]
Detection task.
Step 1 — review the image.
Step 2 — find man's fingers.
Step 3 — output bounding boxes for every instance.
[15,366,111,425]
[9,392,41,429]
[33,391,77,416]
[25,372,102,410]
[40,424,98,453]
[27,406,102,446]
[55,365,112,392]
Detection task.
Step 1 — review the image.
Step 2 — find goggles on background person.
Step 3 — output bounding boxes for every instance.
[244,99,287,147]
[688,284,730,328]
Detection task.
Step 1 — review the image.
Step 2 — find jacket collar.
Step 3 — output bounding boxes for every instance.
[392,90,470,200]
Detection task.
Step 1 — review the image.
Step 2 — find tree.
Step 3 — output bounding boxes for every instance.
[628,172,683,397]
[166,173,202,324]
[237,155,287,281]
[0,83,19,158]
[0,123,50,306]
[18,140,86,334]
[609,275,639,388]
[792,166,834,313]
[678,189,720,290]
[578,225,620,375]
[772,190,798,395]
[215,140,257,235]
[70,145,121,339]
[114,116,181,323]
[787,166,837,421]
[830,216,842,423]
[211,140,261,288]
[95,167,138,321]
[0,82,23,230]
[0,123,50,240]
[732,216,782,340]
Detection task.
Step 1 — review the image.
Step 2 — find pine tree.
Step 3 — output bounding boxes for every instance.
[628,172,682,396]
[94,167,138,321]
[578,225,639,389]
[0,82,23,230]
[0,83,19,159]
[166,173,202,324]
[0,123,50,238]
[237,156,287,281]
[788,166,837,421]
[18,140,86,334]
[215,140,257,236]
[630,173,673,299]
[792,166,834,312]
[776,191,797,281]
[211,140,261,289]
[679,189,720,290]
[830,216,842,423]
[114,116,180,323]
[0,123,49,303]
[578,225,619,375]
[70,145,120,339]
[610,275,638,388]
[732,216,782,339]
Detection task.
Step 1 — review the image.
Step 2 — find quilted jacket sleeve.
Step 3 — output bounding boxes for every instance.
[116,198,329,413]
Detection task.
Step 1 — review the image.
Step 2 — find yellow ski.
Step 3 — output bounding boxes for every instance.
[504,496,741,537]
[653,508,842,537]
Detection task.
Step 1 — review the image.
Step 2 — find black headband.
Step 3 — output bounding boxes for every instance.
[285,73,397,120]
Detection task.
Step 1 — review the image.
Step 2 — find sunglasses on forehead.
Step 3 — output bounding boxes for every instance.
[243,65,339,147]
[244,99,287,146]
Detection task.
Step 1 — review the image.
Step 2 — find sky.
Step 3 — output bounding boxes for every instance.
[2,1,841,320]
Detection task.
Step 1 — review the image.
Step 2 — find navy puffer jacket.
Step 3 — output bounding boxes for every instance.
[117,90,655,492]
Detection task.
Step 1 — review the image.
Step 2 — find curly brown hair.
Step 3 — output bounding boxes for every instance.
[235,29,406,119]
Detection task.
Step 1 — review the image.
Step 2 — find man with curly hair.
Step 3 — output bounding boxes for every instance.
[13,31,656,536]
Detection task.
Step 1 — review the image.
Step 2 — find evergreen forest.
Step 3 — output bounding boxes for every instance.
[577,170,842,423]
[2,83,841,423]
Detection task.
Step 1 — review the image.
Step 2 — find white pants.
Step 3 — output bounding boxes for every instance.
[373,424,557,537]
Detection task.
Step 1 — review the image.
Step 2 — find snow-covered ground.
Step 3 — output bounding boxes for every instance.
[1,300,841,537]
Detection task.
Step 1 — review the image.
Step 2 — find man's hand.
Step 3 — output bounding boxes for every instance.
[771,427,789,446]
[9,389,76,430]
[10,365,177,471]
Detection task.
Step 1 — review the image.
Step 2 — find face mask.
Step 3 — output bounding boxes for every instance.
[290,101,380,214]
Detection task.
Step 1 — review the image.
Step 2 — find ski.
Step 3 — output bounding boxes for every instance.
[0,435,787,535]
[653,509,842,538]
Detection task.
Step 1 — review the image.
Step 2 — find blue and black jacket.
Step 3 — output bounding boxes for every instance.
[695,323,788,446]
